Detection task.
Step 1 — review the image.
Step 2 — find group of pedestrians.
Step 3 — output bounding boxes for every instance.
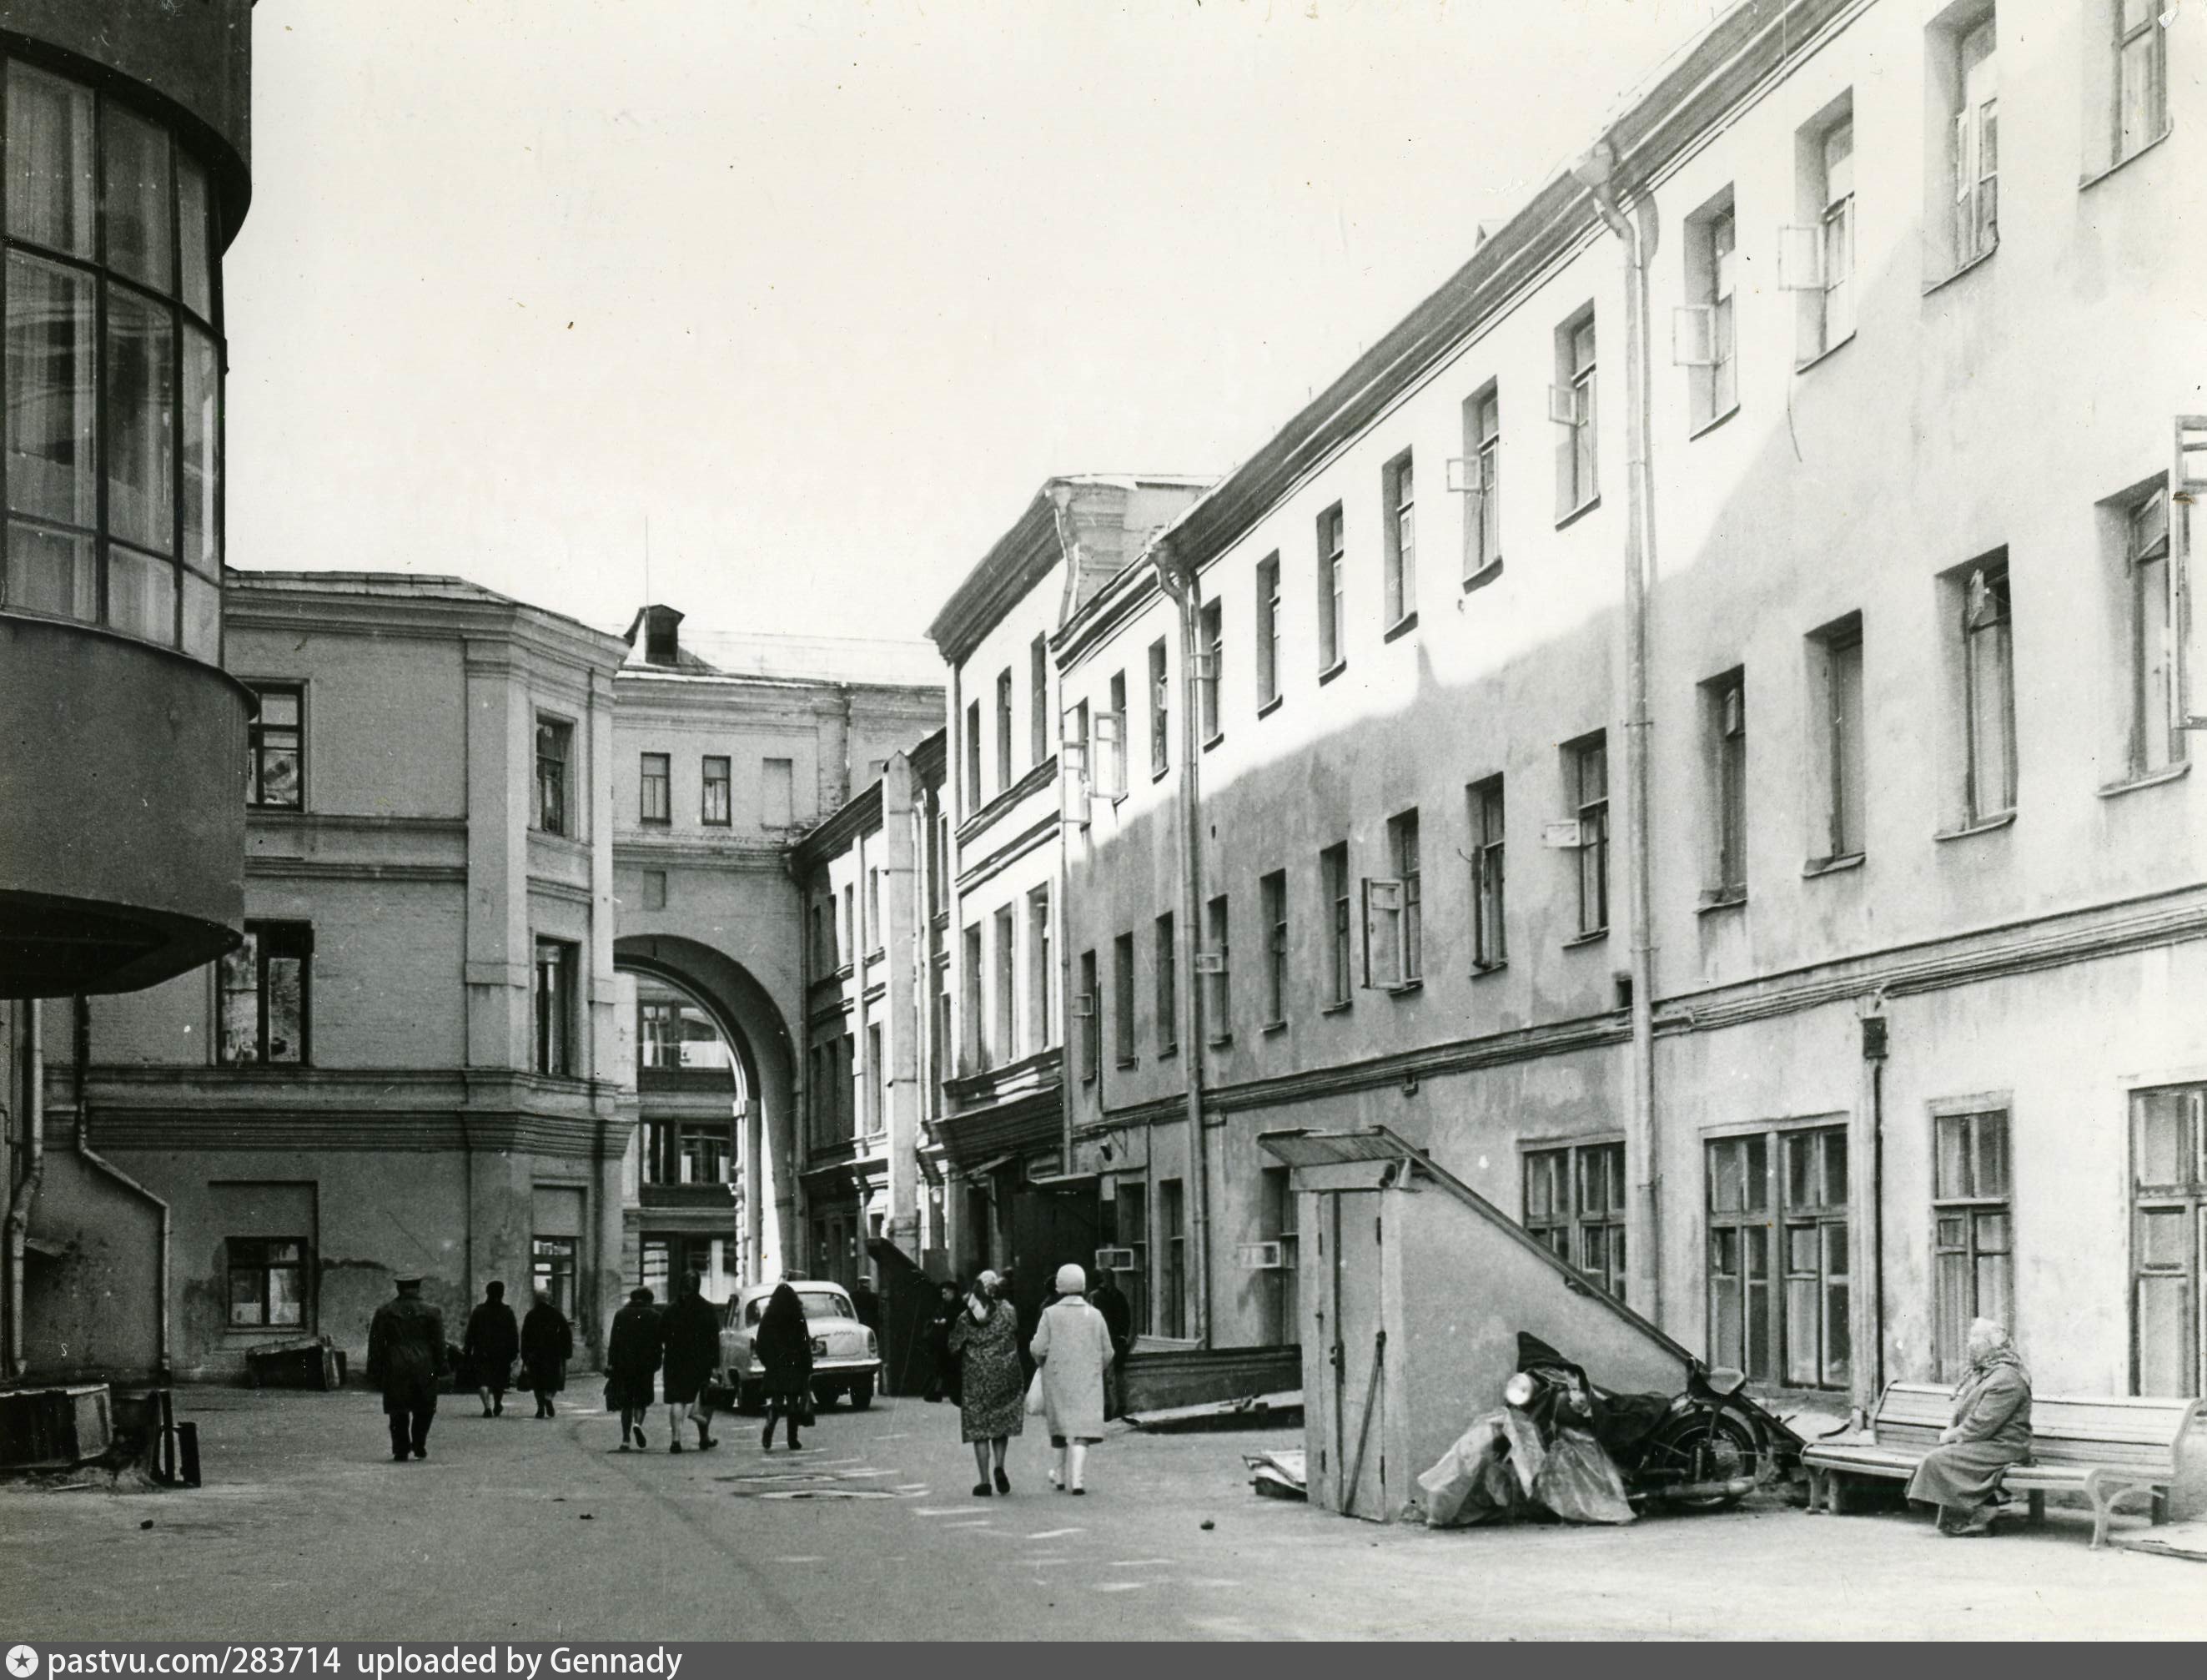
[365,1276,578,1461]
[943,1264,1121,1497]
[458,1280,576,1420]
[604,1279,726,1452]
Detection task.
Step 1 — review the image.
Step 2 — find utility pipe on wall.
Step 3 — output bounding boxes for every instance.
[1571,138,1663,1323]
[4,998,46,1381]
[1050,484,1081,1180]
[1151,537,1211,1346]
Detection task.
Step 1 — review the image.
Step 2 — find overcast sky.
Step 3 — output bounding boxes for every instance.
[225,1,1725,646]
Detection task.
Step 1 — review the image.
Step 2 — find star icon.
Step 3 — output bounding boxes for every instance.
[7,1646,39,1677]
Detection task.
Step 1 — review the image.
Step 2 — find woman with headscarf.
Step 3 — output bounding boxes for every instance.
[660,1276,722,1454]
[604,1286,662,1451]
[947,1269,1023,1496]
[754,1281,815,1452]
[1908,1318,2034,1537]
[1031,1263,1112,1495]
[520,1287,573,1419]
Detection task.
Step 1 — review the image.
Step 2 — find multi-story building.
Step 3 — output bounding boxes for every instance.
[1,1,256,1383]
[926,475,1206,1334]
[611,605,940,1301]
[1058,0,2207,1416]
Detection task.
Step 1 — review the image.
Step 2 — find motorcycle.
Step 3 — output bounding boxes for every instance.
[1503,1331,1797,1512]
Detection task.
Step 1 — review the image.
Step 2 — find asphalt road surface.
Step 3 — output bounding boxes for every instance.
[2,1389,2202,1640]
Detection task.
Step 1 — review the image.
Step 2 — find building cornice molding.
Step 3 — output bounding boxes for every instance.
[957,759,1058,849]
[955,808,1058,898]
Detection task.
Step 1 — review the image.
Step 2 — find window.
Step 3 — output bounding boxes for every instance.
[1470,777,1506,970]
[1933,1107,2012,1381]
[1706,1125,1851,1387]
[842,884,854,963]
[1026,883,1051,1054]
[640,752,671,825]
[1030,634,1049,769]
[2,63,227,662]
[646,1119,731,1185]
[762,757,794,827]
[641,868,667,912]
[1109,1182,1149,1338]
[227,1238,308,1329]
[1097,673,1129,800]
[961,923,983,1072]
[2124,486,2180,778]
[1932,13,1998,274]
[1077,949,1099,1083]
[701,755,731,825]
[866,1021,885,1134]
[1554,309,1597,516]
[867,868,882,953]
[992,905,1014,1064]
[812,895,837,969]
[246,684,303,809]
[1154,910,1177,1055]
[1159,1178,1187,1339]
[1316,504,1346,671]
[1255,554,1282,709]
[2130,1084,2205,1396]
[994,667,1013,792]
[1566,733,1610,938]
[1199,599,1223,743]
[1706,1134,1771,1378]
[533,938,578,1077]
[532,1236,577,1320]
[535,717,571,836]
[1204,893,1230,1043]
[1394,810,1421,983]
[1704,671,1747,901]
[1148,638,1170,777]
[1525,1141,1626,1300]
[1958,558,2016,822]
[1322,842,1352,1008]
[1789,105,1855,361]
[964,699,983,812]
[1260,868,1288,1025]
[1259,1165,1300,1346]
[1809,617,1866,863]
[217,921,311,1066]
[1461,385,1501,578]
[2086,0,2166,177]
[932,973,952,1114]
[1383,451,1416,626]
[1782,1127,1852,1389]
[1682,195,1737,429]
[1112,931,1137,1066]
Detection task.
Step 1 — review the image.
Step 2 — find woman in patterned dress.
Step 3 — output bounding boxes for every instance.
[947,1269,1023,1496]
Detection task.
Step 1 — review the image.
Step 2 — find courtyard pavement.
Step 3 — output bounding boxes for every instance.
[0,1386,2201,1641]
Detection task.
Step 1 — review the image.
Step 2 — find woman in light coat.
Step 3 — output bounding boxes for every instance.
[1907,1318,2034,1537]
[1030,1263,1113,1494]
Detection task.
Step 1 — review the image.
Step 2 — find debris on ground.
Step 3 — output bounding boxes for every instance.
[1129,1391,1303,1433]
[1244,1449,1307,1501]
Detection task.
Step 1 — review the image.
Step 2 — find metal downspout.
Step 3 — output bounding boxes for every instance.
[72,997,172,1380]
[4,998,45,1381]
[1574,138,1662,1322]
[1049,485,1080,1179]
[1151,538,1210,1346]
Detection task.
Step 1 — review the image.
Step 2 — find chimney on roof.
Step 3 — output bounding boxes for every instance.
[638,603,684,666]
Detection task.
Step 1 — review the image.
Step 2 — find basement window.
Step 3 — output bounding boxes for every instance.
[228,1237,309,1329]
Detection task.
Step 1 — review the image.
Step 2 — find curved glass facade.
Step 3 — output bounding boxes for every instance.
[0,59,223,661]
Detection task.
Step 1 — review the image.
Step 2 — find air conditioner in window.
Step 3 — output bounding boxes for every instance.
[1672,304,1718,367]
[1445,455,1487,495]
[1236,1241,1286,1270]
[1776,224,1825,290]
[1542,819,1585,849]
[1094,1246,1137,1272]
[1072,993,1095,1018]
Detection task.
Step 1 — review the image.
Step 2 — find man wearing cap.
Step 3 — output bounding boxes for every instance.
[1030,1263,1112,1495]
[365,1275,449,1462]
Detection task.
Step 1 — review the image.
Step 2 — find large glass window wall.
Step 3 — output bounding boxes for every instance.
[0,60,223,661]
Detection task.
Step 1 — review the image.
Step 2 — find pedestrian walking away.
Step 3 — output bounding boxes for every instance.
[365,1275,447,1462]
[1907,1318,2034,1537]
[947,1268,1022,1496]
[1032,1264,1111,1494]
[520,1288,572,1419]
[660,1275,721,1452]
[605,1286,663,1451]
[462,1280,520,1417]
[1089,1270,1132,1421]
[754,1280,814,1452]
[923,1279,961,1405]
[851,1272,882,1342]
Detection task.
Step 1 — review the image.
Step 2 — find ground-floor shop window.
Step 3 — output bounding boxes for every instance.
[533,1236,576,1317]
[1523,1139,1625,1300]
[1932,1106,2012,1382]
[1707,1122,1849,1389]
[228,1238,309,1329]
[2131,1084,2205,1397]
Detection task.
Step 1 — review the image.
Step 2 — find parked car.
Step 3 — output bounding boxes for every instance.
[717,1280,882,1411]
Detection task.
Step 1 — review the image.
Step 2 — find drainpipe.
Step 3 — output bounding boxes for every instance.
[5,998,46,1381]
[72,997,172,1381]
[1151,537,1211,1346]
[1572,138,1663,1323]
[1048,484,1080,1180]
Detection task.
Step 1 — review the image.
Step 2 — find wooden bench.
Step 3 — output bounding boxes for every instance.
[1802,1381,2200,1548]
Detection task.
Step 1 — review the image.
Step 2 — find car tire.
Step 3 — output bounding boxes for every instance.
[812,1382,839,1411]
[849,1377,873,1411]
[737,1381,764,1415]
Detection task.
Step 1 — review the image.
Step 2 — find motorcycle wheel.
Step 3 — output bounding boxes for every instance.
[1644,1411,1760,1511]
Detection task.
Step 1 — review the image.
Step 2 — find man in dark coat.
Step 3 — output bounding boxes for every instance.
[463,1280,520,1417]
[605,1286,662,1451]
[520,1288,573,1419]
[365,1275,448,1461]
[659,1277,722,1454]
[1090,1272,1134,1421]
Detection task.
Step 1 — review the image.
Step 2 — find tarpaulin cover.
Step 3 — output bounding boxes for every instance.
[1530,1424,1636,1525]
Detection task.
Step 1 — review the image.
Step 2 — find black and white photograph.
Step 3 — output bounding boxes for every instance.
[1,0,2204,1647]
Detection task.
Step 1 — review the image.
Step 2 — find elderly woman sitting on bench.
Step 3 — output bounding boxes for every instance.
[1908,1318,2033,1537]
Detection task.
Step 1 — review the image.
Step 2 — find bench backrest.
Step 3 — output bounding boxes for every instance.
[1872,1381,2201,1475]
